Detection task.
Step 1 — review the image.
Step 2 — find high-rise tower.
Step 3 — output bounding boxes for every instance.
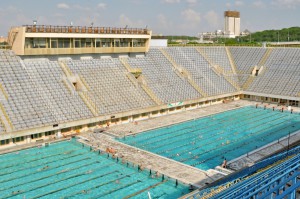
[224,11,240,38]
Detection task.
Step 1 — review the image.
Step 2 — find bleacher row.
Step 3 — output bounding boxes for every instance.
[0,47,300,133]
[188,145,300,199]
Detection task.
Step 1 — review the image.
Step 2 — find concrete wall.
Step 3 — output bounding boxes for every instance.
[150,39,168,47]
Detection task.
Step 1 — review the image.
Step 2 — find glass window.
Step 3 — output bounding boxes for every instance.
[114,39,120,47]
[74,39,80,48]
[95,39,101,47]
[0,139,9,145]
[13,136,24,143]
[51,39,58,48]
[63,39,70,48]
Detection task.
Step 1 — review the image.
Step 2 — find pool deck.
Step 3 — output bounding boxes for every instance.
[80,100,300,189]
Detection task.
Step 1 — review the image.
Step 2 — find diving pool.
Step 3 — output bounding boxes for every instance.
[118,106,300,170]
[0,140,189,198]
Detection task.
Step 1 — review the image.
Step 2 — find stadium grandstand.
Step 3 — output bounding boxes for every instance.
[0,24,299,198]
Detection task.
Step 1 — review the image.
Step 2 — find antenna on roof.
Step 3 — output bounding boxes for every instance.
[90,22,94,27]
[125,25,128,29]
[145,25,148,29]
[33,20,37,25]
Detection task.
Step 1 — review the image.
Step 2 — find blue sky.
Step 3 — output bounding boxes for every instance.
[0,0,299,37]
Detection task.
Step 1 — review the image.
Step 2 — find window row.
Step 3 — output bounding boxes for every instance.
[25,38,147,49]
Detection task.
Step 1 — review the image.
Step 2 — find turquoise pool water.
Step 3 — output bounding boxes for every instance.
[0,140,189,199]
[118,106,300,170]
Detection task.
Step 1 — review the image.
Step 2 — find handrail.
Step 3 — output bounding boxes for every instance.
[23,25,150,35]
[0,103,13,131]
[0,83,8,100]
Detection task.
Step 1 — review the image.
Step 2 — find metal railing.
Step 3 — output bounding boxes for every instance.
[23,25,150,35]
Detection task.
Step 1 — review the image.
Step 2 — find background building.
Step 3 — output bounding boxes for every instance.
[224,11,240,38]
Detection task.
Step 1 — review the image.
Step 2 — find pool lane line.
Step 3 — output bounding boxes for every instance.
[191,120,300,167]
[176,113,289,161]
[137,109,266,150]
[0,148,79,170]
[157,111,283,158]
[6,168,120,199]
[122,180,168,199]
[124,106,256,145]
[0,150,90,177]
[0,159,112,194]
[122,104,250,139]
[0,154,93,186]
[57,171,137,199]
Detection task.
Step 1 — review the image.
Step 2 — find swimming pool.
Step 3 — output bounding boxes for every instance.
[0,140,189,198]
[118,106,300,170]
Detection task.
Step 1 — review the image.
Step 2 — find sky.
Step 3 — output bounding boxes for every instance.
[0,0,299,37]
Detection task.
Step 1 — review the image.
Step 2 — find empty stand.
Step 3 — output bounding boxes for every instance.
[248,48,300,97]
[24,60,94,122]
[126,48,202,103]
[0,46,299,134]
[66,58,156,115]
[0,50,55,130]
[164,47,237,96]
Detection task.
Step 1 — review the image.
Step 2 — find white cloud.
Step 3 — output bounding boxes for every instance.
[235,1,244,6]
[97,3,107,9]
[186,0,197,4]
[226,3,231,9]
[272,0,300,9]
[157,14,173,29]
[118,14,144,28]
[204,10,220,29]
[181,9,201,23]
[73,4,91,11]
[57,3,70,9]
[253,1,265,8]
[162,0,180,3]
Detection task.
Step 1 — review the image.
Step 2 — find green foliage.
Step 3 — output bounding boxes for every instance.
[239,27,300,42]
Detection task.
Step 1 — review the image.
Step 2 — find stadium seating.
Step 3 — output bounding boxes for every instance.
[0,46,300,133]
[187,145,300,199]
[229,47,267,73]
[24,60,94,122]
[0,50,55,130]
[66,58,155,115]
[200,47,233,72]
[126,48,202,103]
[247,48,300,96]
[164,47,236,96]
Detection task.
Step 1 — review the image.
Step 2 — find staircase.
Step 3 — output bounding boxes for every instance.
[223,74,241,91]
[195,48,223,74]
[0,83,8,101]
[160,48,208,97]
[7,28,18,47]
[120,58,163,105]
[0,103,13,132]
[258,66,267,76]
[258,48,273,67]
[59,61,73,77]
[119,58,142,78]
[59,61,98,116]
[62,77,75,94]
[196,47,240,91]
[225,47,239,74]
[78,92,99,116]
[243,75,255,90]
[138,75,163,105]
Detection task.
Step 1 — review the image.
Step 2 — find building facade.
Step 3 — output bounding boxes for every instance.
[224,11,240,38]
